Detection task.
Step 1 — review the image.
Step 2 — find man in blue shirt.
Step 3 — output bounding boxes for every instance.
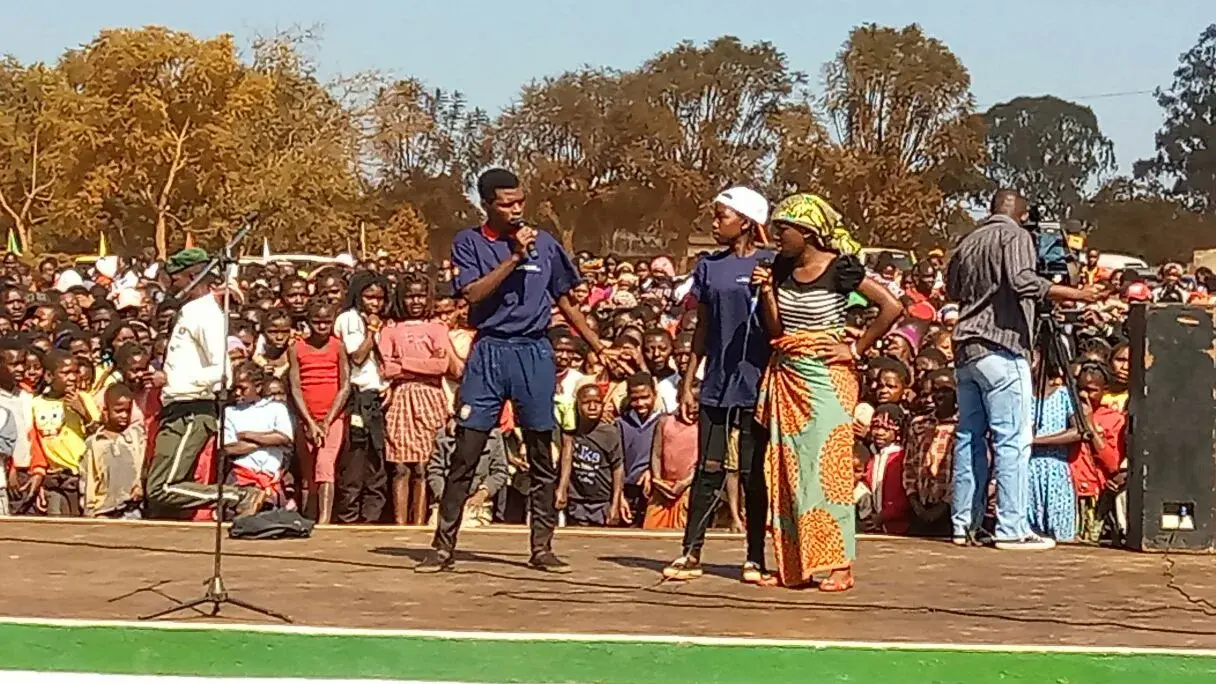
[418,168,614,574]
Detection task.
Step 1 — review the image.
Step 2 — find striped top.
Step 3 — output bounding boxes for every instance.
[775,255,864,334]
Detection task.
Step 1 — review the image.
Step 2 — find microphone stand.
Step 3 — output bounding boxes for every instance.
[140,215,291,623]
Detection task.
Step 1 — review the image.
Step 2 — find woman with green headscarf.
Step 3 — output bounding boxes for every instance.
[750,193,903,591]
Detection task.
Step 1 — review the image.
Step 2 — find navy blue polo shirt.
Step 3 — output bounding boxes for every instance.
[689,247,775,408]
[451,226,580,338]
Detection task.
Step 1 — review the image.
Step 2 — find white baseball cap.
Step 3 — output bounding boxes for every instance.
[114,288,143,311]
[54,269,85,293]
[713,186,769,226]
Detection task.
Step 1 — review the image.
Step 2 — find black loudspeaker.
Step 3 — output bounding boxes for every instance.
[1127,303,1216,552]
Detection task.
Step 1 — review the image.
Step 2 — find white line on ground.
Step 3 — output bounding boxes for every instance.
[3,673,469,684]
[2,615,1214,658]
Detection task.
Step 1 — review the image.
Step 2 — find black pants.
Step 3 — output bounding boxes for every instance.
[335,391,388,524]
[681,405,769,566]
[433,427,557,556]
[335,426,388,523]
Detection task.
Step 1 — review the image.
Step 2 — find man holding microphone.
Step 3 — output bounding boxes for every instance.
[947,189,1099,550]
[417,168,615,574]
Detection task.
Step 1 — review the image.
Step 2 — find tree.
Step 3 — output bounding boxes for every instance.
[1134,23,1216,212]
[0,59,73,252]
[1078,177,1216,263]
[55,27,271,257]
[629,36,803,256]
[365,78,490,255]
[813,23,985,247]
[495,67,629,252]
[222,28,363,254]
[984,96,1115,216]
[366,203,429,260]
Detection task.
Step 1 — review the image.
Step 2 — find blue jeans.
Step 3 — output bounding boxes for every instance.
[951,350,1034,541]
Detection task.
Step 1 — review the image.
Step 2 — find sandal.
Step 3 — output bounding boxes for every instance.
[740,562,779,587]
[662,555,704,581]
[818,571,855,593]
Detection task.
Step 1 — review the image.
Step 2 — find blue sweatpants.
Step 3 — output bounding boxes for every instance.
[457,335,557,432]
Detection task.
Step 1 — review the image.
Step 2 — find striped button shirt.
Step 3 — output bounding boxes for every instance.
[945,215,1052,364]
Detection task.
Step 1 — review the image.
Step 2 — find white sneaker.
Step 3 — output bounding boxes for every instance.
[995,534,1056,551]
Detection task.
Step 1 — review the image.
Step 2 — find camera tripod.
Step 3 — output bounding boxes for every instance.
[1034,308,1094,440]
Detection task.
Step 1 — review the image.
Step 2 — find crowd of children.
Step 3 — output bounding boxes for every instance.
[0,246,1176,548]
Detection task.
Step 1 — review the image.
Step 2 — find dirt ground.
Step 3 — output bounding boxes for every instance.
[3,519,1216,649]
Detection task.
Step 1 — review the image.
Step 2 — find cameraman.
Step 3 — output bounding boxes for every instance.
[946,189,1099,551]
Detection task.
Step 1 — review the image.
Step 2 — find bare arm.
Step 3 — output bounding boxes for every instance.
[322,348,351,429]
[854,277,905,355]
[556,433,574,509]
[757,273,783,339]
[346,313,378,366]
[238,431,292,448]
[648,416,665,483]
[678,303,709,399]
[556,294,606,354]
[286,346,317,431]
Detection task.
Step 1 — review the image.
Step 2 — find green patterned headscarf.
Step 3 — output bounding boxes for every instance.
[770,193,861,256]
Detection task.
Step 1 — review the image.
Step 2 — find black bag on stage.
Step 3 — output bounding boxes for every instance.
[228,509,315,540]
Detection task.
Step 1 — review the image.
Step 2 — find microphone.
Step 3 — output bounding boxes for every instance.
[509,218,538,260]
[749,256,774,315]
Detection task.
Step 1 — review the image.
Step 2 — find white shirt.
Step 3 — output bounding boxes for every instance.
[225,399,293,475]
[162,293,228,404]
[0,388,32,469]
[335,309,383,392]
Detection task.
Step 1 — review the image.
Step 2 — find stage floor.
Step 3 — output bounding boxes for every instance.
[2,519,1216,650]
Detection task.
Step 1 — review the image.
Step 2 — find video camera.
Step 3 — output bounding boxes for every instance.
[1023,205,1080,286]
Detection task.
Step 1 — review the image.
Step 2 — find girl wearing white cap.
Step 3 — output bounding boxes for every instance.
[663,186,776,586]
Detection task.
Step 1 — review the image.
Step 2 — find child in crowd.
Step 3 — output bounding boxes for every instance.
[641,328,675,412]
[872,356,912,407]
[901,369,956,537]
[223,364,294,512]
[287,301,350,524]
[79,383,145,518]
[21,349,42,393]
[29,350,99,516]
[380,275,452,526]
[0,340,27,515]
[1102,342,1130,412]
[426,417,509,528]
[551,328,590,431]
[334,271,391,525]
[865,403,909,535]
[1028,357,1082,541]
[557,384,625,527]
[657,332,695,413]
[1072,364,1127,542]
[601,332,644,421]
[644,379,699,530]
[617,372,659,527]
[253,309,293,379]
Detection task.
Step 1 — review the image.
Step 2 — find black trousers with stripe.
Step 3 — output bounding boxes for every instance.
[145,400,235,519]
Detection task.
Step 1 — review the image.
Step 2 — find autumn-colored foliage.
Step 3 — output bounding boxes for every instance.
[0,23,1213,262]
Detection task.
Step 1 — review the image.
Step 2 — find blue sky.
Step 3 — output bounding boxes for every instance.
[1,0,1210,175]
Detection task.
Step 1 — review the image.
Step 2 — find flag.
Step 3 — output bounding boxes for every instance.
[185,232,195,249]
[360,222,368,258]
[97,232,108,257]
[5,229,21,256]
[262,237,271,260]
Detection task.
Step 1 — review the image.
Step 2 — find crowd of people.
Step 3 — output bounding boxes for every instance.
[0,169,1213,591]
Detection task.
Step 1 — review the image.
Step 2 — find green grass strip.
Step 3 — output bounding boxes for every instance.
[4,623,1216,683]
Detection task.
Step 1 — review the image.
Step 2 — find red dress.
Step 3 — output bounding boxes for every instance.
[294,336,345,484]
